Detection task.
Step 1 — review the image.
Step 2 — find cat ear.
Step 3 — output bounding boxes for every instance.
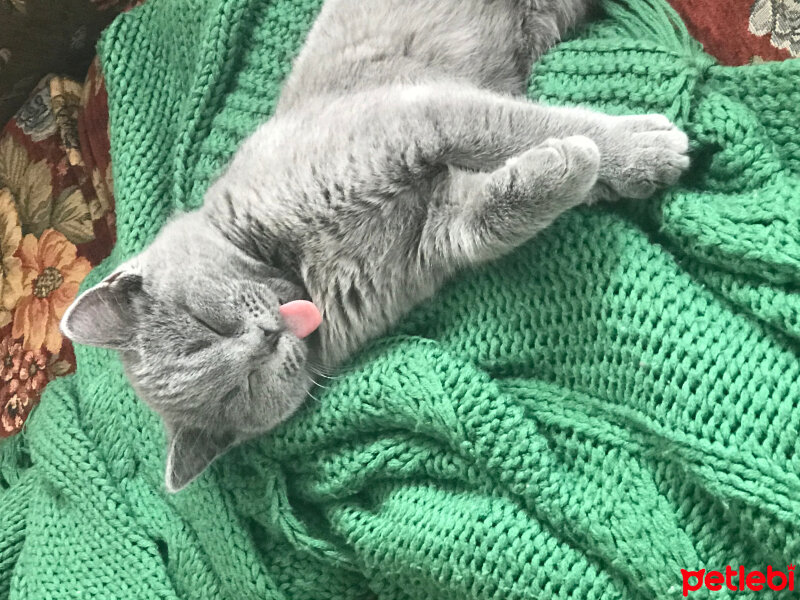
[61,270,143,349]
[164,425,236,492]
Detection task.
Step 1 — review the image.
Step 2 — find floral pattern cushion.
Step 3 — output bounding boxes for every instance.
[668,0,798,64]
[749,0,800,58]
[0,0,798,436]
[0,58,115,436]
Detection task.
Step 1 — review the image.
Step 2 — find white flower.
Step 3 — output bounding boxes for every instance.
[750,0,800,57]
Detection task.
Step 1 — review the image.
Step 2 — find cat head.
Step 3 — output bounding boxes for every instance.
[61,212,321,492]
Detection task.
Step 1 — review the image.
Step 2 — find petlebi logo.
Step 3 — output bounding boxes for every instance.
[681,566,796,596]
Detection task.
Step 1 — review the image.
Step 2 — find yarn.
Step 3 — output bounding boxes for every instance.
[1,0,799,598]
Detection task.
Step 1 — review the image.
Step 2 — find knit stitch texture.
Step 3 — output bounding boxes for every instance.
[1,0,799,598]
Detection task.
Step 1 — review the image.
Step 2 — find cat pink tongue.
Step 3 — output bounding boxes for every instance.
[279,300,322,339]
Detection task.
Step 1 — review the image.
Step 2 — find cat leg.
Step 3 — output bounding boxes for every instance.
[422,135,600,266]
[389,85,689,203]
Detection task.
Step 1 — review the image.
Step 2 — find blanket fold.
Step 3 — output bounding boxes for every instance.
[1,0,799,598]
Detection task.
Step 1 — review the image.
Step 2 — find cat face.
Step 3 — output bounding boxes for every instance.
[60,214,321,491]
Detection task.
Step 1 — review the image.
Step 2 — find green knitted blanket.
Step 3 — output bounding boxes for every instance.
[2,0,800,598]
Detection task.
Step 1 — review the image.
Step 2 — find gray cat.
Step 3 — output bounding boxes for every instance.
[61,0,689,491]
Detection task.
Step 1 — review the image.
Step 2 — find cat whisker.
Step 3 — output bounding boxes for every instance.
[312,371,338,381]
[307,364,339,380]
[307,376,328,391]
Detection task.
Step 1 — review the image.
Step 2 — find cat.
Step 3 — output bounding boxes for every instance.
[61,0,689,492]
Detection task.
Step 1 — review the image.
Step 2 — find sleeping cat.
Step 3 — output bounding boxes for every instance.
[61,0,689,491]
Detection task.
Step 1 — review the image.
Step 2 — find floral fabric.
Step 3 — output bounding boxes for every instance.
[749,0,800,57]
[667,0,798,64]
[0,59,114,436]
[0,0,797,436]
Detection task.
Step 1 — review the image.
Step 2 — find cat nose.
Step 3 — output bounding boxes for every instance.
[258,326,282,351]
[258,326,281,338]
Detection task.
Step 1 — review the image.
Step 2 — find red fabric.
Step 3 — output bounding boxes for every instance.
[668,0,792,65]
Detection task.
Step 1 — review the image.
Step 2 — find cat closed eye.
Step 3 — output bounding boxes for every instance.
[185,309,242,338]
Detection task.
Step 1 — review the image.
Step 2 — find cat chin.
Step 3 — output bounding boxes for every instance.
[240,364,311,430]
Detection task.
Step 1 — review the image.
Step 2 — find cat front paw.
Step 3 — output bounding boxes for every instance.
[594,114,690,201]
[507,135,600,208]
